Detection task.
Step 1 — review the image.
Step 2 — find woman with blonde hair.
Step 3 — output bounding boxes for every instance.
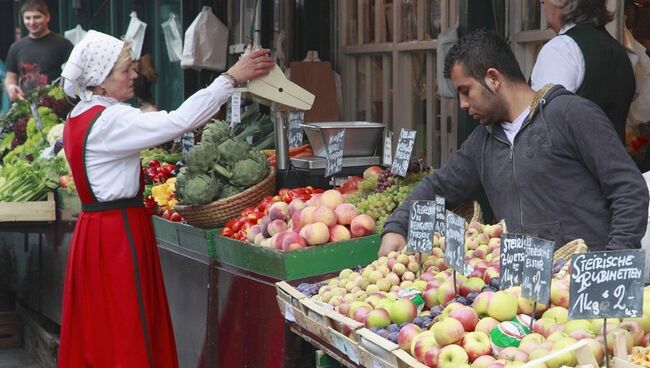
[58,30,274,367]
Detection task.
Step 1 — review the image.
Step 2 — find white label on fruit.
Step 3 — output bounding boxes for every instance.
[345,342,359,364]
[230,92,242,124]
[284,304,296,322]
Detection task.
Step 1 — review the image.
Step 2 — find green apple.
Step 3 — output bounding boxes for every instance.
[438,344,469,368]
[432,317,465,346]
[562,319,592,334]
[388,299,417,324]
[546,337,578,368]
[365,308,391,328]
[541,306,569,324]
[487,291,518,322]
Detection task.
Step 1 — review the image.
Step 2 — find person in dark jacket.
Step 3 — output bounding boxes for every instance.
[379,29,648,256]
[530,0,635,145]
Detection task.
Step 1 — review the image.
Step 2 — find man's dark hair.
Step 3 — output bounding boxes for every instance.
[21,0,49,16]
[443,29,525,89]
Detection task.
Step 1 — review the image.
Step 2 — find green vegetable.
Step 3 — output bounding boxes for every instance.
[202,119,231,146]
[252,131,275,151]
[186,142,231,177]
[230,158,268,188]
[221,184,244,198]
[217,139,250,166]
[175,169,222,205]
[233,114,273,146]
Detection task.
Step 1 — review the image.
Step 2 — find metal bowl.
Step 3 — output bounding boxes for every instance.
[300,121,385,157]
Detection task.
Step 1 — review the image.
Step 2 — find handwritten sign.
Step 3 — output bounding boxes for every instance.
[521,237,554,305]
[444,210,466,274]
[407,200,435,253]
[390,129,416,177]
[325,129,345,177]
[569,249,645,319]
[181,131,194,161]
[230,92,242,125]
[434,196,446,237]
[383,130,393,166]
[499,234,528,290]
[288,111,304,148]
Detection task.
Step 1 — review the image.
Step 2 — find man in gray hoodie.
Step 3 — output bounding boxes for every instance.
[379,29,648,256]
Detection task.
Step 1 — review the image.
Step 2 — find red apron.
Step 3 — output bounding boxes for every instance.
[59,105,178,367]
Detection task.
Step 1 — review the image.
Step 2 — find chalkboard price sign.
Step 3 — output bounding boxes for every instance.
[325,129,345,177]
[499,234,529,290]
[181,131,195,161]
[434,196,446,237]
[390,129,416,177]
[407,200,435,253]
[569,249,645,319]
[288,111,305,148]
[444,210,466,274]
[521,237,554,305]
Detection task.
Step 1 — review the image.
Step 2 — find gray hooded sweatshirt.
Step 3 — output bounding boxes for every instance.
[383,85,648,251]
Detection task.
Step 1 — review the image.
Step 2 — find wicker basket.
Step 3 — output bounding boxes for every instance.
[452,200,483,224]
[552,238,588,279]
[174,168,276,229]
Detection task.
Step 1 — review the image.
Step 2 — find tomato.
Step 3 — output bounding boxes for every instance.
[225,218,237,229]
[221,228,234,237]
[340,176,362,194]
[162,209,173,220]
[231,217,247,232]
[170,212,182,222]
[241,206,256,216]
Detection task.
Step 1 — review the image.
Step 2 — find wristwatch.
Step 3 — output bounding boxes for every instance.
[220,72,238,88]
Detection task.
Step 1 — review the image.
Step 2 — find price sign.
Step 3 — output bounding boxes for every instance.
[569,249,645,319]
[181,131,194,161]
[383,130,393,166]
[521,237,554,305]
[230,92,242,125]
[499,234,528,290]
[444,210,466,274]
[433,196,446,237]
[288,111,304,148]
[390,129,416,177]
[284,304,296,322]
[406,200,435,253]
[325,129,345,177]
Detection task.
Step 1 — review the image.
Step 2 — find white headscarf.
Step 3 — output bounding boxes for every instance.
[60,30,125,101]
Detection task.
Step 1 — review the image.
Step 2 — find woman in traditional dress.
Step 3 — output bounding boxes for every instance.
[58,30,273,367]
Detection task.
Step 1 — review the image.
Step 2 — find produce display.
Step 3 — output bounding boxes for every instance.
[175,119,270,206]
[0,85,72,201]
[292,221,650,368]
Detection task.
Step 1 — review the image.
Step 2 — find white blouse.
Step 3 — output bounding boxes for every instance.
[68,76,233,201]
[530,23,585,93]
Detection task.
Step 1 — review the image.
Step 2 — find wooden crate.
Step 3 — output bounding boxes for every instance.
[326,310,364,365]
[0,192,55,222]
[520,338,599,368]
[275,281,308,327]
[300,298,334,345]
[0,312,22,348]
[357,328,400,368]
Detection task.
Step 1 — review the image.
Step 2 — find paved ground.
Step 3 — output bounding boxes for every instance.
[0,348,41,368]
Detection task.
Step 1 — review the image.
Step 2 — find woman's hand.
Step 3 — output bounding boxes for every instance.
[227,49,275,85]
[7,84,25,101]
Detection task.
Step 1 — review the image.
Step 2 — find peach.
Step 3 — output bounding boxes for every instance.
[287,198,306,217]
[334,203,359,225]
[319,189,344,208]
[329,224,351,242]
[313,206,337,227]
[302,222,330,246]
[299,206,317,226]
[290,209,303,230]
[246,225,261,242]
[260,217,272,237]
[267,219,287,236]
[307,193,321,206]
[268,201,289,221]
[253,232,265,245]
[350,214,376,237]
[281,232,307,251]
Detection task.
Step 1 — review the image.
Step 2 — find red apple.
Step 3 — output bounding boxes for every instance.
[462,331,492,362]
[437,344,469,368]
[471,355,496,368]
[448,305,480,332]
[423,345,442,368]
[475,317,500,335]
[432,318,465,346]
[397,323,422,351]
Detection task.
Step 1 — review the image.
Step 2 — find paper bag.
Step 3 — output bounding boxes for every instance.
[181,6,228,71]
[125,11,147,59]
[161,13,183,62]
[64,24,87,46]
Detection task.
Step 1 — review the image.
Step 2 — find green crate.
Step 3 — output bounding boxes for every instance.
[152,216,219,257]
[55,188,81,216]
[210,234,381,281]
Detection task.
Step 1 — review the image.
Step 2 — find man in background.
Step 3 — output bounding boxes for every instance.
[4,0,72,100]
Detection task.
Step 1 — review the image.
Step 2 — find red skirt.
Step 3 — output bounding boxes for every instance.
[58,207,178,367]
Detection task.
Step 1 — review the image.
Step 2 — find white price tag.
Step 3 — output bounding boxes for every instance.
[345,341,359,364]
[230,92,242,124]
[331,334,347,354]
[284,304,296,322]
[372,359,385,368]
[383,130,393,166]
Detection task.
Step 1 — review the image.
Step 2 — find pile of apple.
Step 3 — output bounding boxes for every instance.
[245,189,376,251]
